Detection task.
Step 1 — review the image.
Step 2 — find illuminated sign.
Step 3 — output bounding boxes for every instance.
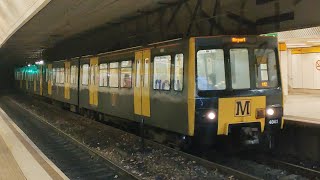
[231,37,246,43]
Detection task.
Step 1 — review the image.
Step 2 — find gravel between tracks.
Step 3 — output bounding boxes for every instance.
[7,94,231,180]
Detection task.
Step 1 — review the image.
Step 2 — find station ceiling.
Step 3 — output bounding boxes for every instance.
[2,0,320,64]
[1,0,180,63]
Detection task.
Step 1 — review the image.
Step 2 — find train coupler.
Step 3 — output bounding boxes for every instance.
[240,127,260,145]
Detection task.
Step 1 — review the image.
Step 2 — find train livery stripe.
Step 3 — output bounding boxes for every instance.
[188,38,196,136]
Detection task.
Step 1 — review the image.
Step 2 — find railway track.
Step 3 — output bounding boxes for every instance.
[267,159,320,179]
[0,97,138,180]
[4,94,317,179]
[4,95,262,180]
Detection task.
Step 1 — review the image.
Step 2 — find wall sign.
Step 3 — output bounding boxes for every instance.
[317,60,320,71]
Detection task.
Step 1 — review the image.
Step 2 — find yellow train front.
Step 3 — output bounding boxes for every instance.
[192,36,283,148]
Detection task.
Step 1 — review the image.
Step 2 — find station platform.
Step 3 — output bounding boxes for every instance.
[0,108,68,180]
[284,94,320,125]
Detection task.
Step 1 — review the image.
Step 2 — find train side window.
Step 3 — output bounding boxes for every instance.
[90,64,97,85]
[174,54,184,91]
[120,61,132,88]
[65,66,70,84]
[70,65,77,84]
[60,68,65,84]
[153,55,171,90]
[197,49,226,90]
[99,63,108,87]
[53,68,56,84]
[45,68,48,82]
[59,68,65,84]
[82,64,89,85]
[135,60,141,87]
[230,49,250,89]
[109,62,119,88]
[56,68,59,84]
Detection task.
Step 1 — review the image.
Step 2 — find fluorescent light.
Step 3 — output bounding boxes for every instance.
[307,40,320,43]
[286,43,307,46]
[35,60,44,65]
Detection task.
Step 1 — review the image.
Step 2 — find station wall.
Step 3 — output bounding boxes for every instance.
[285,48,320,92]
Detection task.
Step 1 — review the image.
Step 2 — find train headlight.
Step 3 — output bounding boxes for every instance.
[266,108,275,116]
[207,111,216,120]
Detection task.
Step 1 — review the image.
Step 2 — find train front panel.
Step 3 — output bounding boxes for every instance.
[192,36,283,145]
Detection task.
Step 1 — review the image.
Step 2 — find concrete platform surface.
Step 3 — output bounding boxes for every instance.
[284,94,320,124]
[0,108,68,180]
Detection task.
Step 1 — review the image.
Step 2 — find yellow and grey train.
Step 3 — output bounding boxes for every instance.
[15,35,284,148]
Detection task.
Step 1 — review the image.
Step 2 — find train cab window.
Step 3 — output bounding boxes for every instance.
[153,55,171,90]
[82,64,89,85]
[254,49,278,88]
[99,63,108,87]
[174,54,184,91]
[120,61,132,88]
[109,62,119,88]
[70,65,78,84]
[230,49,250,89]
[197,49,226,90]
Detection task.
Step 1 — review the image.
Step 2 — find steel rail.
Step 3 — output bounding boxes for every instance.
[11,96,261,180]
[9,98,140,180]
[272,159,320,179]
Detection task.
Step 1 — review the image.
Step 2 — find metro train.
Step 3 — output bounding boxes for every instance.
[15,35,284,148]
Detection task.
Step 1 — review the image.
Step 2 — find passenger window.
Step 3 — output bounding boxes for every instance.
[174,54,184,91]
[56,68,60,84]
[70,65,78,84]
[230,49,250,89]
[197,49,226,90]
[153,55,171,90]
[120,61,132,88]
[65,66,70,84]
[99,63,108,87]
[82,64,89,85]
[45,68,48,82]
[60,68,65,84]
[90,66,94,85]
[109,62,119,88]
[144,58,149,87]
[53,68,56,84]
[135,60,141,87]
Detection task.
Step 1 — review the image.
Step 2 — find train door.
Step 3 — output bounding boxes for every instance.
[134,49,151,117]
[48,64,52,95]
[89,57,99,106]
[64,61,71,99]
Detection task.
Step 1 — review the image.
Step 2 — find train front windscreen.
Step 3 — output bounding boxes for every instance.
[196,44,280,93]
